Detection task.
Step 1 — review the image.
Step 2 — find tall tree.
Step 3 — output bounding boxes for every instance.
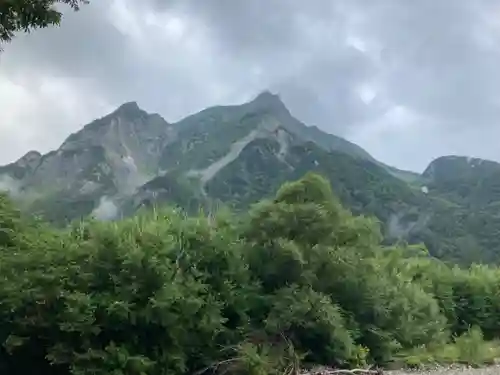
[0,0,88,44]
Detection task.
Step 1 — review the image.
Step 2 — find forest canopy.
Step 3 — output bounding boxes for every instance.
[1,173,500,374]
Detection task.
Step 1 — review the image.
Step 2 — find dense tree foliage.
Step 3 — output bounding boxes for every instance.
[0,0,88,44]
[1,174,500,374]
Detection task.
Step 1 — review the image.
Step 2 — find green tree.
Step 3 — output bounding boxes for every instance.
[2,174,500,372]
[0,0,88,43]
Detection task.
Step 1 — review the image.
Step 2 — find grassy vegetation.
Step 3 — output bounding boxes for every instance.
[397,327,500,368]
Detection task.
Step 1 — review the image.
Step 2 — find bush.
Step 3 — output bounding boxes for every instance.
[1,174,500,373]
[398,326,500,368]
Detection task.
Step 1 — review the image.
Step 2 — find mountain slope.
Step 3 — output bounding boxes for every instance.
[1,92,500,264]
[0,102,175,222]
[422,155,500,207]
[413,156,500,263]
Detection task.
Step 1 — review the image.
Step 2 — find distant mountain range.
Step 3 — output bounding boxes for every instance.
[2,91,500,264]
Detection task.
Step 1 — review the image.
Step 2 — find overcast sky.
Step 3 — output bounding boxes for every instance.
[1,0,500,171]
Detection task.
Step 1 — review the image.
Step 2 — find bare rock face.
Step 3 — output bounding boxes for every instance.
[0,101,174,222]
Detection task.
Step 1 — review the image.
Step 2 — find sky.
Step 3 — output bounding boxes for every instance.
[1,0,500,172]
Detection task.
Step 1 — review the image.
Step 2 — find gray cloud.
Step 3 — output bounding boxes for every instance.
[1,0,500,171]
[357,0,500,128]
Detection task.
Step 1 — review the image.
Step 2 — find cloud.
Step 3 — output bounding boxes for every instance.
[92,196,119,221]
[1,0,500,171]
[0,175,20,196]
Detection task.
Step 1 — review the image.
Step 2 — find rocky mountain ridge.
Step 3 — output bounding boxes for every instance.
[2,91,500,264]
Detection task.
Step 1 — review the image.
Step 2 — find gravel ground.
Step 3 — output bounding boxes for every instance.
[388,365,500,375]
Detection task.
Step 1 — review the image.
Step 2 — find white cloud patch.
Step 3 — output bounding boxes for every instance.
[92,196,119,221]
[0,71,112,165]
[0,175,20,196]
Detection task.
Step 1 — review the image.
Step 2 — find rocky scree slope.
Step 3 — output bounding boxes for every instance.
[1,92,500,264]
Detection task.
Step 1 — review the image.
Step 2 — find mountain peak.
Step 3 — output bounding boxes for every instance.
[113,101,144,117]
[14,150,42,168]
[18,150,42,161]
[254,90,280,101]
[422,155,500,182]
[247,90,289,115]
[426,155,499,169]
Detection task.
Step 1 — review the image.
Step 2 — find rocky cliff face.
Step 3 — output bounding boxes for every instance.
[0,101,175,221]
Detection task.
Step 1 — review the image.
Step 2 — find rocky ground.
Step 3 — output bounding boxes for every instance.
[305,365,500,375]
[388,365,500,375]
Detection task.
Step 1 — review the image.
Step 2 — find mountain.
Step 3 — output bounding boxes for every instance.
[415,156,500,263]
[422,155,500,206]
[1,91,499,264]
[0,101,175,222]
